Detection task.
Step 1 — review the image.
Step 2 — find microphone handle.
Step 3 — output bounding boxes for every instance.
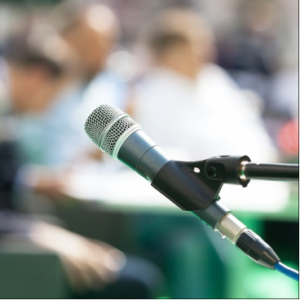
[118,130,170,182]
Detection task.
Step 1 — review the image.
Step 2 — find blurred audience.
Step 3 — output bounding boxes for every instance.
[0,9,163,299]
[0,0,131,201]
[0,0,297,298]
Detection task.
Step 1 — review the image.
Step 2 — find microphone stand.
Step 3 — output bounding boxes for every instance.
[239,161,298,181]
[203,155,299,187]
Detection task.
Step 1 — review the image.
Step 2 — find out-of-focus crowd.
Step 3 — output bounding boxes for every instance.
[0,0,298,298]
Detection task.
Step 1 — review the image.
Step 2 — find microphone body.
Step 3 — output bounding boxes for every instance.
[84,104,280,270]
[118,130,169,182]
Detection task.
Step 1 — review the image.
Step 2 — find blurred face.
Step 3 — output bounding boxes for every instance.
[180,23,215,76]
[244,1,279,35]
[7,63,60,113]
[155,10,215,80]
[63,6,118,79]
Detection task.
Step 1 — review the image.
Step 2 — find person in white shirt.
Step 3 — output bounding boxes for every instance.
[133,8,278,163]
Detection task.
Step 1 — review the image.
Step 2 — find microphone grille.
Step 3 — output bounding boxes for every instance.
[85,104,139,155]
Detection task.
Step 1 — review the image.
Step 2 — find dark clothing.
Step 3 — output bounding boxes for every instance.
[0,139,33,236]
[0,140,23,210]
[217,34,277,76]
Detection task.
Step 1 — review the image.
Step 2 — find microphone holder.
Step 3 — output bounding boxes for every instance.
[199,155,298,209]
[151,155,299,211]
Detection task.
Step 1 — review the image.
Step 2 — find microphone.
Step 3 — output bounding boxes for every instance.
[85,104,280,270]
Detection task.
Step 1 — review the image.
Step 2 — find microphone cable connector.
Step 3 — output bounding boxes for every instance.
[194,202,280,270]
[216,213,280,269]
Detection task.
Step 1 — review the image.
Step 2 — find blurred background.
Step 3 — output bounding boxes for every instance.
[0,0,298,298]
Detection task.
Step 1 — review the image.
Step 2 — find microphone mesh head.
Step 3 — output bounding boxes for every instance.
[84,104,138,155]
[100,117,137,154]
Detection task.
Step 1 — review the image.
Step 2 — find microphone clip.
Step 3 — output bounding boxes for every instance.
[203,155,251,187]
[151,155,251,211]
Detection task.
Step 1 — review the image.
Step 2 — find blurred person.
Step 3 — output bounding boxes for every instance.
[25,0,138,200]
[216,0,298,159]
[2,24,81,164]
[216,0,290,114]
[1,25,84,200]
[0,27,163,298]
[133,7,278,163]
[53,0,119,82]
[49,0,129,135]
[217,0,282,74]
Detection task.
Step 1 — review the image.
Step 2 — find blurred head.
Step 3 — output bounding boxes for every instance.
[3,26,74,113]
[239,0,281,36]
[52,0,119,80]
[140,8,215,80]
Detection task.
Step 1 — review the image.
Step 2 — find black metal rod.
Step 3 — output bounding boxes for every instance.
[244,163,299,181]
